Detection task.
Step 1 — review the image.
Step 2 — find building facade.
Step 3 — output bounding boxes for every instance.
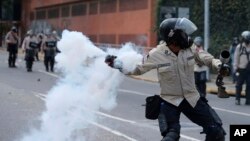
[22,0,158,47]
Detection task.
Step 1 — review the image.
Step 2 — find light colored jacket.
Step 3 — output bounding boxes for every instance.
[131,42,221,107]
[5,31,18,44]
[233,43,250,72]
[194,46,208,72]
[21,35,38,50]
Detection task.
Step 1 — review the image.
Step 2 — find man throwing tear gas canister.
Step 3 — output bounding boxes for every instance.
[105,18,230,141]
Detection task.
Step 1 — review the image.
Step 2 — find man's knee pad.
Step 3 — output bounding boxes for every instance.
[205,126,225,141]
[161,130,180,141]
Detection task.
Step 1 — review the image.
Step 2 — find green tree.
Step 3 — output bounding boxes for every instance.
[156,0,250,57]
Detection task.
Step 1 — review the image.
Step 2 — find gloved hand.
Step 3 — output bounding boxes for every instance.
[218,64,231,77]
[105,55,123,72]
[105,55,117,67]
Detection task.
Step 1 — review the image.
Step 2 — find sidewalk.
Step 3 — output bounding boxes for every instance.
[129,69,246,96]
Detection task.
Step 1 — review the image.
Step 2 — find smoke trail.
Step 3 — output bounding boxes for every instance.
[19,30,143,141]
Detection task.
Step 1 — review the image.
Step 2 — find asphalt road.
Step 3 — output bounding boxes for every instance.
[0,49,250,141]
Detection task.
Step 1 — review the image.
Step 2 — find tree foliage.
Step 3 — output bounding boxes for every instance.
[156,0,250,57]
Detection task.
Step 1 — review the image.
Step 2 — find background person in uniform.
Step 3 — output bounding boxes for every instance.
[42,30,57,72]
[21,30,39,72]
[233,31,250,105]
[193,36,208,98]
[229,37,239,83]
[52,30,61,53]
[5,26,19,68]
[105,18,230,141]
[35,33,43,61]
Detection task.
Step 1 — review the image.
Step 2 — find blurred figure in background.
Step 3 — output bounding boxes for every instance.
[42,29,57,72]
[233,31,250,105]
[35,33,44,61]
[229,37,239,83]
[5,26,19,68]
[21,30,39,72]
[52,30,61,53]
[193,36,208,98]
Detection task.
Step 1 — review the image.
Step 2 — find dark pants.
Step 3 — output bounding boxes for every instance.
[236,69,250,103]
[35,52,39,61]
[7,44,18,67]
[44,56,55,72]
[158,99,225,141]
[25,50,35,71]
[195,71,207,97]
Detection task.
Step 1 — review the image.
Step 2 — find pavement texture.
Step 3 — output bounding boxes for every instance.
[129,69,246,97]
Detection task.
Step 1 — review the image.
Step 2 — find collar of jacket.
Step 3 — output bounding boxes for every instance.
[157,43,180,58]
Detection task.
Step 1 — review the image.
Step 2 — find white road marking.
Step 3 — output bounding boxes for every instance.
[89,121,138,141]
[32,91,46,101]
[212,106,250,117]
[96,111,136,124]
[117,89,250,117]
[118,89,149,96]
[180,135,201,141]
[32,90,138,140]
[36,70,223,141]
[38,70,60,78]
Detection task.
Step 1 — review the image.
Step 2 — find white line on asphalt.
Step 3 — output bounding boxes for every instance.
[96,111,136,124]
[180,135,201,141]
[32,91,46,101]
[117,89,250,118]
[89,121,138,141]
[212,106,250,117]
[118,89,150,96]
[38,70,60,78]
[32,89,138,141]
[37,71,201,141]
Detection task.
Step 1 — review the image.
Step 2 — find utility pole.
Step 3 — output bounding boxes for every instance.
[204,0,209,52]
[204,0,210,80]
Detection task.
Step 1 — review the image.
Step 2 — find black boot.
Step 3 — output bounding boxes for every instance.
[8,59,12,68]
[12,58,17,68]
[235,99,240,105]
[245,100,250,105]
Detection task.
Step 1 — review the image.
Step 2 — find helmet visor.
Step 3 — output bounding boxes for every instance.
[175,18,197,35]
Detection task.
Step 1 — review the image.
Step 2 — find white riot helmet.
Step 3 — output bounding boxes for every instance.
[241,31,250,44]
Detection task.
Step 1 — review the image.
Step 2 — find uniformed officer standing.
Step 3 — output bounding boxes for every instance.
[21,30,39,72]
[42,30,57,72]
[5,26,19,68]
[105,18,230,141]
[193,36,208,98]
[52,30,61,53]
[233,31,250,105]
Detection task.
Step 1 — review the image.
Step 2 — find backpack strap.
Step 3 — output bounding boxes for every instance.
[246,48,250,62]
[239,44,249,60]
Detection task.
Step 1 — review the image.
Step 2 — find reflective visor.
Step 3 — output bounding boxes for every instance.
[175,18,197,35]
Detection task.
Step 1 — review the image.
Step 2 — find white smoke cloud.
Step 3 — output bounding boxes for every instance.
[18,30,143,141]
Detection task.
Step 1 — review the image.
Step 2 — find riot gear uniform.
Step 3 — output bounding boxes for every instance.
[159,18,197,49]
[193,36,208,98]
[106,18,226,141]
[5,26,19,68]
[42,33,57,72]
[234,31,250,105]
[22,30,39,72]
